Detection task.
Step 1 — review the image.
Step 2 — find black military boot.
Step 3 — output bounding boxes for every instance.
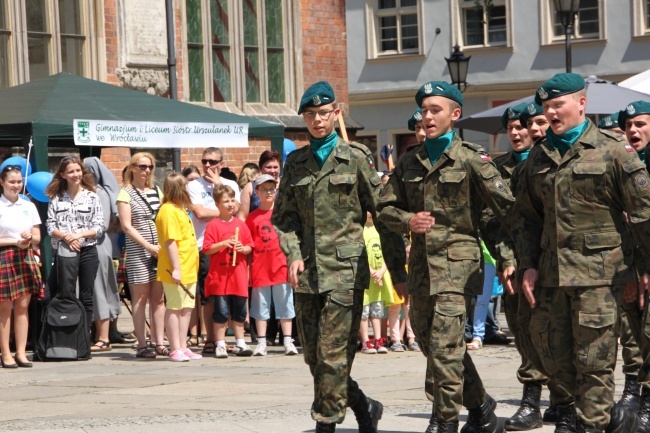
[636,388,650,433]
[543,404,559,423]
[576,421,600,433]
[554,405,577,433]
[315,422,336,433]
[615,375,642,413]
[605,402,638,433]
[504,383,544,431]
[352,395,383,433]
[426,403,439,433]
[461,394,501,433]
[438,421,460,433]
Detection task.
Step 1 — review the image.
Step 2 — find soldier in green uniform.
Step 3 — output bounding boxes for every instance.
[378,80,514,433]
[408,108,427,146]
[598,109,645,415]
[616,101,650,431]
[513,74,650,433]
[272,81,406,433]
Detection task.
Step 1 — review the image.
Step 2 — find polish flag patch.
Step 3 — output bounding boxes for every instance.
[625,144,635,152]
[480,154,491,161]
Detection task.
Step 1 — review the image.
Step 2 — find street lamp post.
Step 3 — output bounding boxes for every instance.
[554,0,580,73]
[445,45,471,139]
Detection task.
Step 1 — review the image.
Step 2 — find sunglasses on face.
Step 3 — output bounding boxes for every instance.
[135,164,154,171]
[201,159,222,166]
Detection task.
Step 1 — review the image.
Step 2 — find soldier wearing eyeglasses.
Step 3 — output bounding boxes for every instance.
[187,147,241,355]
[272,81,407,433]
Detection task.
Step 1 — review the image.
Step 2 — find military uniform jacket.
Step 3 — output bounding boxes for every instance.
[513,120,650,288]
[272,138,406,295]
[481,152,518,270]
[377,134,515,297]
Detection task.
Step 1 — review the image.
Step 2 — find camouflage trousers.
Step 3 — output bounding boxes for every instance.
[503,291,572,406]
[620,297,650,388]
[295,289,365,424]
[410,292,486,422]
[619,301,643,376]
[530,285,622,431]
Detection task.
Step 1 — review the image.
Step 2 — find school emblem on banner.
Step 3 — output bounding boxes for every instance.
[76,121,91,144]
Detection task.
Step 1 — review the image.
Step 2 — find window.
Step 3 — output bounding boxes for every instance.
[632,0,650,36]
[552,0,600,39]
[365,0,423,58]
[0,0,97,88]
[185,0,291,108]
[541,0,605,44]
[452,0,512,50]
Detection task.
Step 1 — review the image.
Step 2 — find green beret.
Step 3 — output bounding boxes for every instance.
[407,109,423,131]
[298,81,335,114]
[519,101,544,126]
[618,101,650,130]
[415,81,463,108]
[598,113,620,130]
[500,102,529,129]
[534,73,585,105]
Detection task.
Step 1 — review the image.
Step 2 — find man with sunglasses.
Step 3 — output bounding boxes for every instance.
[273,81,406,433]
[187,147,241,355]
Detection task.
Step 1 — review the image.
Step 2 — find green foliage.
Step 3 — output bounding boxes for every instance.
[474,0,494,23]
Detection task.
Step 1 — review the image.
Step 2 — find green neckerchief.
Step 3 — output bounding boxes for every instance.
[639,149,646,163]
[512,148,530,163]
[310,132,338,168]
[546,119,589,157]
[425,130,455,165]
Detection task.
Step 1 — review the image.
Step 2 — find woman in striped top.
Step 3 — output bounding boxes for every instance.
[116,153,166,358]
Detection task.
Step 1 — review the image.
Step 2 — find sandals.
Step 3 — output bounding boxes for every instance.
[136,346,157,358]
[91,340,112,352]
[201,341,216,355]
[197,334,207,348]
[187,334,199,347]
[467,338,483,350]
[155,345,170,357]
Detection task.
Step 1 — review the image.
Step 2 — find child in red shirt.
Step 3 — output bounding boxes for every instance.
[245,175,297,356]
[202,185,253,358]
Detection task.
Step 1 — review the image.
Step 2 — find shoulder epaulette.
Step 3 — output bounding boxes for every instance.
[600,129,625,142]
[348,141,373,156]
[461,141,486,153]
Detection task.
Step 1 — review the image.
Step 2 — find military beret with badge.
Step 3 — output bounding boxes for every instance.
[298,81,336,115]
[415,81,463,108]
[519,101,544,126]
[598,113,620,130]
[618,101,650,130]
[534,73,585,105]
[500,102,530,129]
[407,109,423,131]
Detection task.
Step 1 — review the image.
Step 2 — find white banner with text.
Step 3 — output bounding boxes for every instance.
[73,120,249,148]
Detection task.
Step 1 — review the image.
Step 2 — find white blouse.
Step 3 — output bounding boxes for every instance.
[0,195,42,241]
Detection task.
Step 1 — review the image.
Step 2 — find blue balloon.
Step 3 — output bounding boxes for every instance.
[283,138,296,162]
[0,156,32,177]
[18,194,31,203]
[25,171,53,203]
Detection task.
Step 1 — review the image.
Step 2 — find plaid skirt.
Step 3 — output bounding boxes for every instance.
[0,246,44,302]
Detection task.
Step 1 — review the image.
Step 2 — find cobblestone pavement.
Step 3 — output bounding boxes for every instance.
[0,320,629,433]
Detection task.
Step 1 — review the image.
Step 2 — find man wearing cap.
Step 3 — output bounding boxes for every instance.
[519,102,549,144]
[598,113,625,136]
[378,80,514,433]
[616,101,650,431]
[273,81,406,433]
[513,74,650,433]
[408,108,427,146]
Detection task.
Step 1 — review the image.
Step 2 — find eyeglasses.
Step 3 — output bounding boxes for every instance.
[302,109,335,121]
[1,165,22,173]
[259,187,276,194]
[61,156,81,163]
[201,159,223,166]
[135,164,154,171]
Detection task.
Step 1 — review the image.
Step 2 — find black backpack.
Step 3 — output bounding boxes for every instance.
[36,247,91,361]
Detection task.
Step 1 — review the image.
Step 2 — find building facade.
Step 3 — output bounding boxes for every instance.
[0,0,353,178]
[347,0,650,169]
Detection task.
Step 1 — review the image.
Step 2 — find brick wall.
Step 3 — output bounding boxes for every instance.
[301,1,349,115]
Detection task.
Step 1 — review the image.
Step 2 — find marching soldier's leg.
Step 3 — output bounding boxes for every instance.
[617,302,643,412]
[571,286,621,432]
[634,296,650,433]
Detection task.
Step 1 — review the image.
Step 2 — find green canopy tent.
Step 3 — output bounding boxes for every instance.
[0,73,285,276]
[0,72,285,171]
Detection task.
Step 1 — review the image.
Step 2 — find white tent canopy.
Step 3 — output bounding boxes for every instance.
[619,69,650,96]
